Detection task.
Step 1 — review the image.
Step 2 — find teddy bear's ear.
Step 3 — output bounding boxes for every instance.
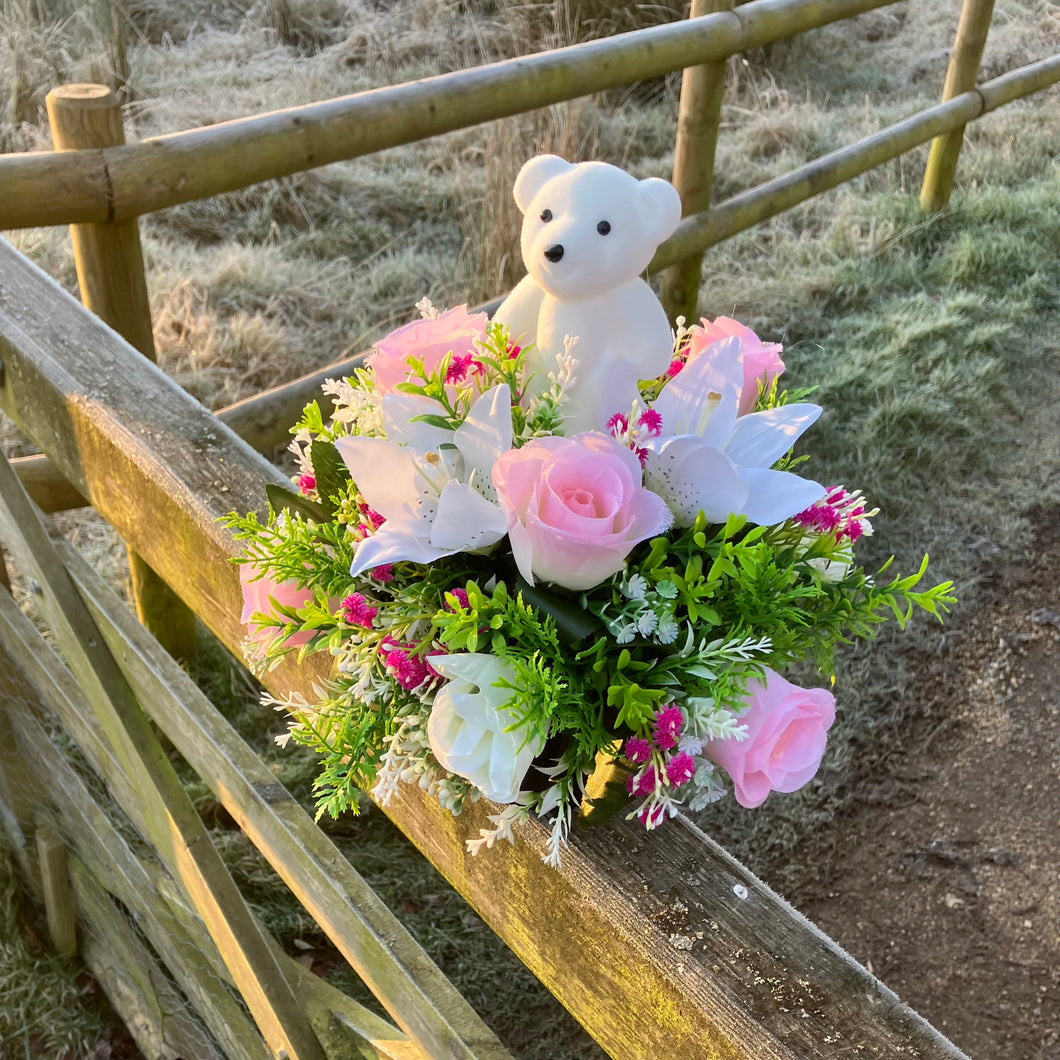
[513,154,573,213]
[637,177,683,245]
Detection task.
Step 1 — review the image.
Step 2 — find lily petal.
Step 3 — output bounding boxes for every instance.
[381,393,452,452]
[349,521,451,577]
[738,467,826,526]
[725,403,822,469]
[654,336,742,445]
[453,384,513,500]
[430,482,508,551]
[644,438,748,527]
[335,436,425,522]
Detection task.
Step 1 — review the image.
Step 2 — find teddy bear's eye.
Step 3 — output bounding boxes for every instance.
[597,220,612,235]
[540,209,553,222]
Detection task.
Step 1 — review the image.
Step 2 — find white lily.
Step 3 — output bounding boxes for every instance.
[336,384,513,576]
[644,336,825,527]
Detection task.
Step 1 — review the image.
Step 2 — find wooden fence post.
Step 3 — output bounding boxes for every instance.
[920,0,996,211]
[661,0,736,325]
[36,820,78,957]
[45,84,198,662]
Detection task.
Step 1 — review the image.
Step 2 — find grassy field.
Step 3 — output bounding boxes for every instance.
[1,0,1059,1055]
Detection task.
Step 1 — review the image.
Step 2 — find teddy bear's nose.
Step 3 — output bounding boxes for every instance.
[544,244,564,263]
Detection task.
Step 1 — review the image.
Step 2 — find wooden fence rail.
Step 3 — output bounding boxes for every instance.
[0,0,899,230]
[10,45,1060,520]
[651,51,1060,272]
[0,225,972,1060]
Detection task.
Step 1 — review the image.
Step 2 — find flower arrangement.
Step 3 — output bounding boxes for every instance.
[226,299,953,867]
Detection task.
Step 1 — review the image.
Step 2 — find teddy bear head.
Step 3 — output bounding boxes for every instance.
[513,154,682,301]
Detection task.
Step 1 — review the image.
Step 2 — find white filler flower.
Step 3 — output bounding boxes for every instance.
[427,654,545,803]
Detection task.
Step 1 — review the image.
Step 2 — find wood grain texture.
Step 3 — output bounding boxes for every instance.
[0,238,974,1059]
[0,638,271,1060]
[0,599,421,1060]
[60,535,511,1060]
[0,449,326,1060]
[0,235,281,660]
[10,453,87,511]
[36,822,78,957]
[72,859,229,1060]
[0,0,898,229]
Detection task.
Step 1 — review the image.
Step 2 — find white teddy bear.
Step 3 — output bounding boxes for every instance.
[494,154,682,433]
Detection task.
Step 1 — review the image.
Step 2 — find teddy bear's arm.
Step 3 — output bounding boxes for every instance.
[493,275,545,350]
[612,279,675,378]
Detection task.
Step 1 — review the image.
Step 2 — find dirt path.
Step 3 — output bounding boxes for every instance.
[800,508,1060,1060]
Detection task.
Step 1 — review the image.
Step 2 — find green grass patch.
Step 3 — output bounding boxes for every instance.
[0,853,112,1059]
[694,172,1060,886]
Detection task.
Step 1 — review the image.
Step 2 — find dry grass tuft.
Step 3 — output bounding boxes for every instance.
[0,852,111,1057]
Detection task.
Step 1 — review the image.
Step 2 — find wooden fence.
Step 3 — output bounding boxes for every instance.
[2,0,1057,528]
[0,0,1056,1055]
[0,234,968,1060]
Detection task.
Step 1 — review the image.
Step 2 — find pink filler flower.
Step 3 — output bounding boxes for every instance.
[706,669,836,808]
[367,305,489,395]
[492,432,672,592]
[685,316,785,416]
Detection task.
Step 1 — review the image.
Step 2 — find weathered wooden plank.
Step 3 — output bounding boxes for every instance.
[0,234,290,668]
[0,617,419,1060]
[0,0,899,229]
[35,820,77,957]
[0,646,42,840]
[0,450,326,1060]
[71,858,227,1060]
[149,865,427,1060]
[0,232,973,1058]
[0,644,271,1060]
[10,452,87,511]
[59,536,512,1060]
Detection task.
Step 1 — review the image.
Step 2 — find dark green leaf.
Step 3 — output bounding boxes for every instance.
[266,483,331,524]
[310,439,351,512]
[515,578,602,646]
[411,413,456,430]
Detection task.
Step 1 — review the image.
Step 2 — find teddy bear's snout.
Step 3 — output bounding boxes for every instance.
[543,244,564,263]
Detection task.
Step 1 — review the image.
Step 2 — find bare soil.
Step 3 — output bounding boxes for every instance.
[799,508,1060,1060]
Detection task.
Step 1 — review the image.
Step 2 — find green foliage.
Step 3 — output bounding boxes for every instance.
[434,580,611,770]
[309,438,352,511]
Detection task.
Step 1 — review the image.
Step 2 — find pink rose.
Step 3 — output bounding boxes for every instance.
[492,432,672,591]
[706,669,835,808]
[687,316,785,415]
[239,563,316,650]
[367,305,489,395]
